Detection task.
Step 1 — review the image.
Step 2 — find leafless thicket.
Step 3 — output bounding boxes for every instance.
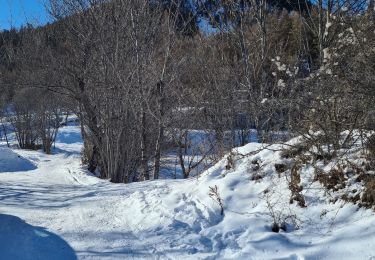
[0,0,373,183]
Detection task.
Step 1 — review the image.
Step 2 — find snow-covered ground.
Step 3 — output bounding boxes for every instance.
[1,123,375,259]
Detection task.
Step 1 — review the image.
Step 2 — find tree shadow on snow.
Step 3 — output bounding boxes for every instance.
[0,214,77,260]
[0,148,37,173]
[55,130,82,145]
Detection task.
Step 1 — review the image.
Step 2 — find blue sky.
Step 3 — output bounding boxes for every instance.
[0,0,49,30]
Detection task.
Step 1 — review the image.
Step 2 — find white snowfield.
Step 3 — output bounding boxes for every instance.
[1,124,375,260]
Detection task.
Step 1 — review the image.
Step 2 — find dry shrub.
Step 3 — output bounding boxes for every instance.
[356,172,372,182]
[289,163,306,207]
[250,159,263,180]
[366,135,375,166]
[316,167,347,191]
[298,154,312,164]
[361,176,375,208]
[341,192,361,204]
[275,163,287,174]
[251,159,260,171]
[280,144,308,159]
[251,173,263,181]
[209,185,224,216]
[314,152,335,162]
[225,152,235,170]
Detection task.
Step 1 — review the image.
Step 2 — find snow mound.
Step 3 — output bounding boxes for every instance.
[188,142,375,259]
[0,214,77,260]
[0,148,37,173]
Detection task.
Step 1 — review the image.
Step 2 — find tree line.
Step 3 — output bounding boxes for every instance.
[0,0,374,183]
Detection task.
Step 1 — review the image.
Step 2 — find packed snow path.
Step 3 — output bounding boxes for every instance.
[1,124,375,259]
[0,125,224,259]
[0,149,218,259]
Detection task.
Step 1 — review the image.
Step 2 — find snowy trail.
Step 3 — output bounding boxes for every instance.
[0,141,218,259]
[2,125,375,259]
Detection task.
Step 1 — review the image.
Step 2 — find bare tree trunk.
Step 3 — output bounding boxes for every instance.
[318,0,325,65]
[177,139,188,178]
[1,122,9,148]
[368,0,375,18]
[153,126,163,180]
[152,81,165,180]
[140,108,149,180]
[259,0,267,63]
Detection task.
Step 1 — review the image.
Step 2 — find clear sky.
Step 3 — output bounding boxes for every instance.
[0,0,49,30]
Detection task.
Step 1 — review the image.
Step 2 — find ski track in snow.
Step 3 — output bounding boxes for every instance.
[1,124,375,259]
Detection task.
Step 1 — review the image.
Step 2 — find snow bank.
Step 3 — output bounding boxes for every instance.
[0,148,37,173]
[0,214,77,260]
[187,142,375,259]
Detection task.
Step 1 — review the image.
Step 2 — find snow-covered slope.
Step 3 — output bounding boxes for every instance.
[0,147,36,173]
[1,124,375,259]
[190,143,375,259]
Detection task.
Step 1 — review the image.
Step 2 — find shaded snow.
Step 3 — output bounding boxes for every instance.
[0,214,77,260]
[0,148,36,173]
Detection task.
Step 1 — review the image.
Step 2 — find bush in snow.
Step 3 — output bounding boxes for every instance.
[288,163,306,208]
[208,185,224,216]
[362,177,375,208]
[366,135,375,163]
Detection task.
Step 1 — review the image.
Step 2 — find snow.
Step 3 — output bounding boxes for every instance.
[192,142,375,259]
[277,79,286,87]
[0,147,36,173]
[1,123,375,259]
[0,214,76,260]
